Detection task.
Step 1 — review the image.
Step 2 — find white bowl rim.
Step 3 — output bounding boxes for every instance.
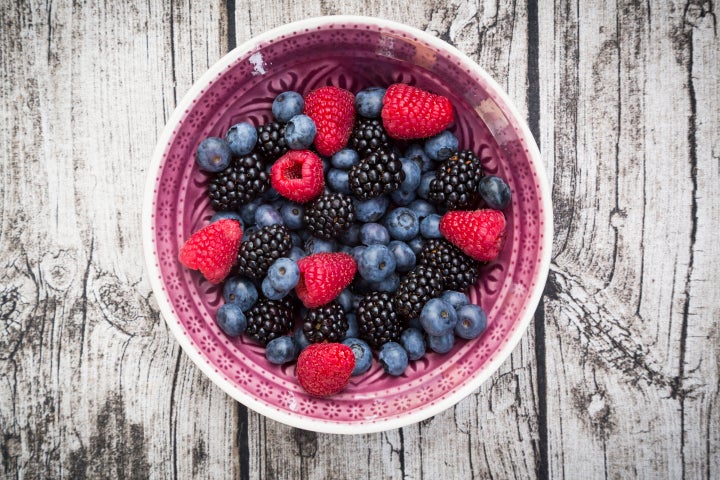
[143,14,553,435]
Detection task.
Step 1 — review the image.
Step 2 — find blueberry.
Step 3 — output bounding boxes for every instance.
[409,199,436,221]
[271,91,304,123]
[370,273,400,293]
[342,337,373,375]
[305,236,337,254]
[405,143,433,173]
[223,277,258,311]
[354,86,386,118]
[331,148,360,170]
[240,199,262,225]
[261,277,290,300]
[321,158,330,174]
[255,204,283,227]
[385,207,420,241]
[400,328,426,360]
[338,223,361,246]
[339,245,354,255]
[216,303,247,337]
[278,203,304,230]
[284,114,316,150]
[195,137,232,172]
[454,304,488,339]
[388,240,416,273]
[417,172,436,199]
[344,313,359,338]
[225,122,257,156]
[265,336,297,364]
[351,245,367,262]
[478,175,512,210]
[427,332,455,354]
[360,223,390,246]
[407,317,422,330]
[354,196,389,223]
[407,236,425,256]
[378,342,409,376]
[210,211,243,227]
[420,298,458,336]
[263,186,281,202]
[290,232,303,247]
[424,130,459,161]
[420,213,442,239]
[358,244,396,282]
[441,291,470,310]
[293,327,311,352]
[390,188,416,206]
[288,246,307,262]
[327,168,351,194]
[336,289,354,313]
[399,157,422,192]
[267,258,300,291]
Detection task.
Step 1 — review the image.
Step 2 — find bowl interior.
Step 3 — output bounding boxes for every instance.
[147,18,548,433]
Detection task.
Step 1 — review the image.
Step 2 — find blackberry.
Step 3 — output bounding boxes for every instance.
[245,297,296,345]
[428,150,484,210]
[348,146,405,200]
[417,238,481,291]
[257,122,289,161]
[356,292,402,350]
[393,265,445,320]
[236,224,293,280]
[302,303,348,343]
[303,192,356,240]
[208,152,269,210]
[348,118,389,157]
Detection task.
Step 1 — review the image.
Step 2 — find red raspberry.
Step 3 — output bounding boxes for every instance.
[296,343,355,397]
[178,219,242,284]
[304,86,355,156]
[439,209,507,262]
[270,150,325,203]
[381,84,454,140]
[295,252,357,308]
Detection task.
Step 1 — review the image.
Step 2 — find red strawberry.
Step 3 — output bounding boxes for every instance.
[439,209,507,262]
[381,84,454,140]
[304,86,355,156]
[295,252,357,308]
[179,219,242,284]
[296,343,355,397]
[270,150,325,203]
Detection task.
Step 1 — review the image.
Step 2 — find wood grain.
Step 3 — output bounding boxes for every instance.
[0,0,717,479]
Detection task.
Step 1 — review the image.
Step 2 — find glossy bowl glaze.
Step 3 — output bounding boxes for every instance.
[143,16,552,434]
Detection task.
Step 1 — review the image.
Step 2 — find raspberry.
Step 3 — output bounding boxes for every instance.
[270,150,325,203]
[381,84,454,140]
[295,252,357,308]
[304,86,355,156]
[296,343,355,397]
[178,219,242,284]
[439,209,507,262]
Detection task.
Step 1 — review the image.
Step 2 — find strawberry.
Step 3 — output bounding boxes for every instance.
[179,219,242,284]
[295,252,357,308]
[381,84,454,140]
[303,86,355,156]
[439,209,507,262]
[270,150,325,203]
[296,343,355,397]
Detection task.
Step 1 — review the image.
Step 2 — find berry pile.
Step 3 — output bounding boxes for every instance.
[179,83,512,397]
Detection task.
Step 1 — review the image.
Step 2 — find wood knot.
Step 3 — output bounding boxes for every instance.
[40,250,77,291]
[92,273,157,336]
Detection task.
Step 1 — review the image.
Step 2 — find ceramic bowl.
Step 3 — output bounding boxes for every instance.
[143,16,551,434]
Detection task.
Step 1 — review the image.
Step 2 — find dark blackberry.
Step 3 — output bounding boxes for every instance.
[245,297,296,345]
[428,150,484,210]
[348,146,405,200]
[236,224,293,280]
[302,303,348,343]
[417,238,481,291]
[303,192,356,240]
[348,118,389,157]
[207,152,269,210]
[257,122,289,161]
[356,292,402,350]
[393,265,445,320]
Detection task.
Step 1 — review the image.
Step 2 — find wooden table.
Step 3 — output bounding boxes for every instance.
[1,1,718,478]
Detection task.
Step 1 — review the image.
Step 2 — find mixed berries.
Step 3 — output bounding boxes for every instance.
[179,82,512,397]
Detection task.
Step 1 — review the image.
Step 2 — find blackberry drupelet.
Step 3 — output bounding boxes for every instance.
[348,118,389,157]
[245,297,296,345]
[356,292,402,350]
[393,265,445,320]
[257,122,289,161]
[207,152,269,210]
[428,150,484,210]
[303,192,356,240]
[302,303,348,343]
[348,146,405,200]
[417,238,481,291]
[236,224,293,280]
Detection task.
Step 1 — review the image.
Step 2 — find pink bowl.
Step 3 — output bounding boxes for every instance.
[143,16,552,434]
